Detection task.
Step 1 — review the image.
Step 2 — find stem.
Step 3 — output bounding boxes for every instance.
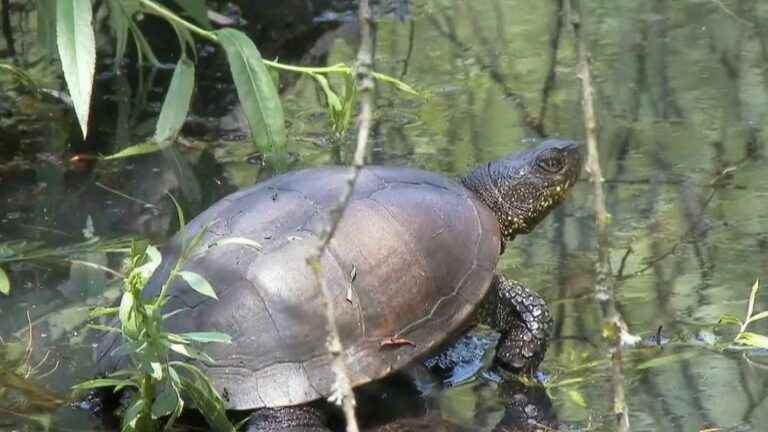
[138,0,216,42]
[137,0,352,75]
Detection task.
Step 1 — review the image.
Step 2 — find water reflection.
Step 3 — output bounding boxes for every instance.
[2,0,768,430]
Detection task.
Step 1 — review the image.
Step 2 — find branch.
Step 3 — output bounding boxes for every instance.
[307,2,376,431]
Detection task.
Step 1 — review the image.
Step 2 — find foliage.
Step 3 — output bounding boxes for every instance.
[29,0,416,162]
[0,237,135,295]
[73,198,234,432]
[719,279,768,349]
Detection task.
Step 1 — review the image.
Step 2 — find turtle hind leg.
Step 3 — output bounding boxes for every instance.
[478,274,552,375]
[247,405,330,432]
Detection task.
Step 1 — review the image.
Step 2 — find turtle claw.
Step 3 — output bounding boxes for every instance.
[478,275,552,375]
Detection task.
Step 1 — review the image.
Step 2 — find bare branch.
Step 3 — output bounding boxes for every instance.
[307,2,377,431]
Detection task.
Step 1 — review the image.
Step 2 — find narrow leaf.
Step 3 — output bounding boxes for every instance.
[135,245,162,278]
[736,332,768,349]
[718,314,743,326]
[179,271,217,299]
[72,378,134,391]
[122,399,146,429]
[57,0,96,138]
[0,266,9,295]
[215,29,286,156]
[151,385,180,419]
[567,389,588,408]
[180,332,232,344]
[746,279,759,322]
[169,343,215,363]
[107,0,139,66]
[747,310,768,323]
[154,57,195,143]
[311,73,342,112]
[372,71,418,95]
[103,141,162,160]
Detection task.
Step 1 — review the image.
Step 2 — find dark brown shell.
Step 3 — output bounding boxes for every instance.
[96,166,501,409]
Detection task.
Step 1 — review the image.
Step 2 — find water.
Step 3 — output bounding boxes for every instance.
[2,0,768,430]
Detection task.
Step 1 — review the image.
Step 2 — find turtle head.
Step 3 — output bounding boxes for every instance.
[462,139,581,240]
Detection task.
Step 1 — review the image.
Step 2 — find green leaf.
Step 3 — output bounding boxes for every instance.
[169,343,215,363]
[172,363,234,431]
[103,141,162,160]
[180,332,232,344]
[718,313,743,326]
[57,0,96,138]
[311,73,342,112]
[0,266,9,295]
[215,29,286,157]
[372,71,419,95]
[567,389,588,408]
[149,361,163,380]
[71,378,135,391]
[122,398,146,430]
[747,310,768,323]
[736,331,768,349]
[178,271,217,299]
[172,0,211,28]
[107,0,139,66]
[153,57,195,144]
[151,385,180,419]
[746,279,760,322]
[119,294,139,339]
[136,245,162,278]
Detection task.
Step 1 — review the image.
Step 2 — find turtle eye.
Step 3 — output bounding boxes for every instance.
[536,152,565,174]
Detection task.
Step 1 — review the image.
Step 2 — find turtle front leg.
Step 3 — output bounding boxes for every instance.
[247,406,330,432]
[477,274,552,375]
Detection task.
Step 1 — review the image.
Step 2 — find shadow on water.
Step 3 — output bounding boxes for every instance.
[2,0,768,430]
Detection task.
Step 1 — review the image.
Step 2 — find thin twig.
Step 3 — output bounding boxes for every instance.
[568,2,631,430]
[307,2,376,432]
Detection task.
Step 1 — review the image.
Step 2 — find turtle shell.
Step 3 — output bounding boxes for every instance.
[96,166,501,409]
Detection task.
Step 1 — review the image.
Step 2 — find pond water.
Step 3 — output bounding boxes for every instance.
[2,0,768,431]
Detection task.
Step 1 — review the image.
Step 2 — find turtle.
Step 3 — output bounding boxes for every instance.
[94,138,581,431]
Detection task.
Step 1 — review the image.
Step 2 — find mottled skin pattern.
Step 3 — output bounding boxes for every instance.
[248,140,579,431]
[474,276,552,374]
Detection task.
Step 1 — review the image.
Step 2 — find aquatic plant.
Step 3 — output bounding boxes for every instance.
[24,0,415,164]
[73,197,234,432]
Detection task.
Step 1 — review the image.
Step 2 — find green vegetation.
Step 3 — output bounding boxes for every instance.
[0,237,135,295]
[39,0,415,163]
[719,280,768,350]
[72,199,233,432]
